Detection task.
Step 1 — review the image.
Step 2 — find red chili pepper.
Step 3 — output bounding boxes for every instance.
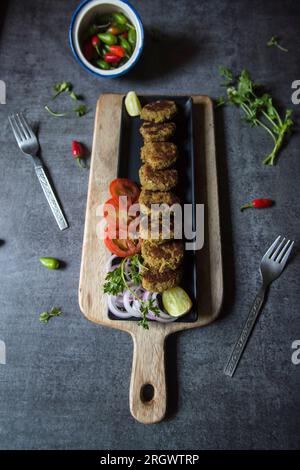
[91,35,100,47]
[240,198,274,211]
[109,45,125,58]
[104,53,121,63]
[83,40,94,61]
[72,141,86,168]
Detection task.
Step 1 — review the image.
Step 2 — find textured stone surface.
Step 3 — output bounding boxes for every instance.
[0,0,300,450]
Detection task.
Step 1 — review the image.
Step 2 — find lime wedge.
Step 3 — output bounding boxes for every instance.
[162,287,193,317]
[125,91,142,117]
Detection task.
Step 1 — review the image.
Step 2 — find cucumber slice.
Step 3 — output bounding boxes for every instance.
[125,91,142,117]
[162,287,193,317]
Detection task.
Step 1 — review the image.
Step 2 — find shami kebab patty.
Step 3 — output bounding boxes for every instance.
[142,240,184,273]
[141,142,178,170]
[139,215,175,244]
[139,164,178,191]
[141,268,182,293]
[140,121,176,142]
[139,190,180,215]
[140,100,177,123]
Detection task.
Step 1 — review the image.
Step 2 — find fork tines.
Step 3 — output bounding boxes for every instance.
[265,235,294,264]
[9,112,34,143]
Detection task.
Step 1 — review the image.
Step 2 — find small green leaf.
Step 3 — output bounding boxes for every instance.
[39,312,50,323]
[52,81,72,99]
[74,104,88,117]
[218,66,233,85]
[267,36,288,52]
[215,96,226,108]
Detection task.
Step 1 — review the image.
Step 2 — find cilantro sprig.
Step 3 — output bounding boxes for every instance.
[103,255,160,329]
[45,81,88,118]
[216,67,294,165]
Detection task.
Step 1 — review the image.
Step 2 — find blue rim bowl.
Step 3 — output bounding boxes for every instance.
[69,0,144,78]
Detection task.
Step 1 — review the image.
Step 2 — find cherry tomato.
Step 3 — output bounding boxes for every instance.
[109,178,140,205]
[104,53,121,63]
[109,45,125,58]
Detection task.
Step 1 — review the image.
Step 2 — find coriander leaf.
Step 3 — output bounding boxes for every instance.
[129,254,142,285]
[74,104,88,117]
[50,307,62,317]
[53,81,72,99]
[219,66,233,86]
[69,91,79,101]
[137,317,149,329]
[215,96,226,108]
[267,36,288,52]
[103,265,125,295]
[39,312,50,323]
[39,307,62,323]
[147,299,161,317]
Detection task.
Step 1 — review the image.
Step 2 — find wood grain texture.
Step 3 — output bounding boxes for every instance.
[79,94,223,424]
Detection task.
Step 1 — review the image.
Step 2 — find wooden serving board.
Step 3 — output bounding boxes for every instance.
[79,94,223,424]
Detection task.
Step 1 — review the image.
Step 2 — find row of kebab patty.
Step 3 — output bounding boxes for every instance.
[138,100,185,293]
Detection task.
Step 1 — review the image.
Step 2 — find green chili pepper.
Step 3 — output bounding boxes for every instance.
[98,33,117,45]
[39,257,60,270]
[128,28,136,46]
[82,24,98,41]
[119,36,131,54]
[112,12,127,25]
[96,59,110,70]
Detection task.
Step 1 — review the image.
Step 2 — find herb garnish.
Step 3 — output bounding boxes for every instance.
[39,307,62,323]
[103,255,160,329]
[52,81,72,99]
[267,36,288,53]
[217,67,294,165]
[45,82,88,117]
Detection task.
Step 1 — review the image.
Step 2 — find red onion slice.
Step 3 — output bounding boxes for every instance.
[107,294,133,319]
[123,290,142,318]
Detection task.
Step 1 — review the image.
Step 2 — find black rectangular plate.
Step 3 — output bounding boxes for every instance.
[108,95,197,322]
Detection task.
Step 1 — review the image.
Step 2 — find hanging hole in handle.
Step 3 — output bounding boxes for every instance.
[140,383,155,403]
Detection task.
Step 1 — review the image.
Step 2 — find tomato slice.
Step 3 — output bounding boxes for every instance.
[109,178,140,206]
[103,198,122,225]
[104,229,141,257]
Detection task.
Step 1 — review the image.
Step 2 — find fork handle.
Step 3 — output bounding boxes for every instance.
[224,285,266,377]
[35,166,68,231]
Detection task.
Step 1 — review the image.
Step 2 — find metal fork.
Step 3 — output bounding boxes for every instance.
[224,236,294,377]
[8,113,68,231]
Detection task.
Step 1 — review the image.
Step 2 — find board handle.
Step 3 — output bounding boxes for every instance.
[129,330,167,424]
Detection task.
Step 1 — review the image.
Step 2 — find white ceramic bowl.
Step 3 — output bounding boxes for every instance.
[69,0,144,78]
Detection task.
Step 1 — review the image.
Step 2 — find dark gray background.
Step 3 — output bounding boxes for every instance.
[0,0,299,450]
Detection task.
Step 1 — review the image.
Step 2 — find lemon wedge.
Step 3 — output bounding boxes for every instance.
[125,91,142,117]
[162,287,193,317]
